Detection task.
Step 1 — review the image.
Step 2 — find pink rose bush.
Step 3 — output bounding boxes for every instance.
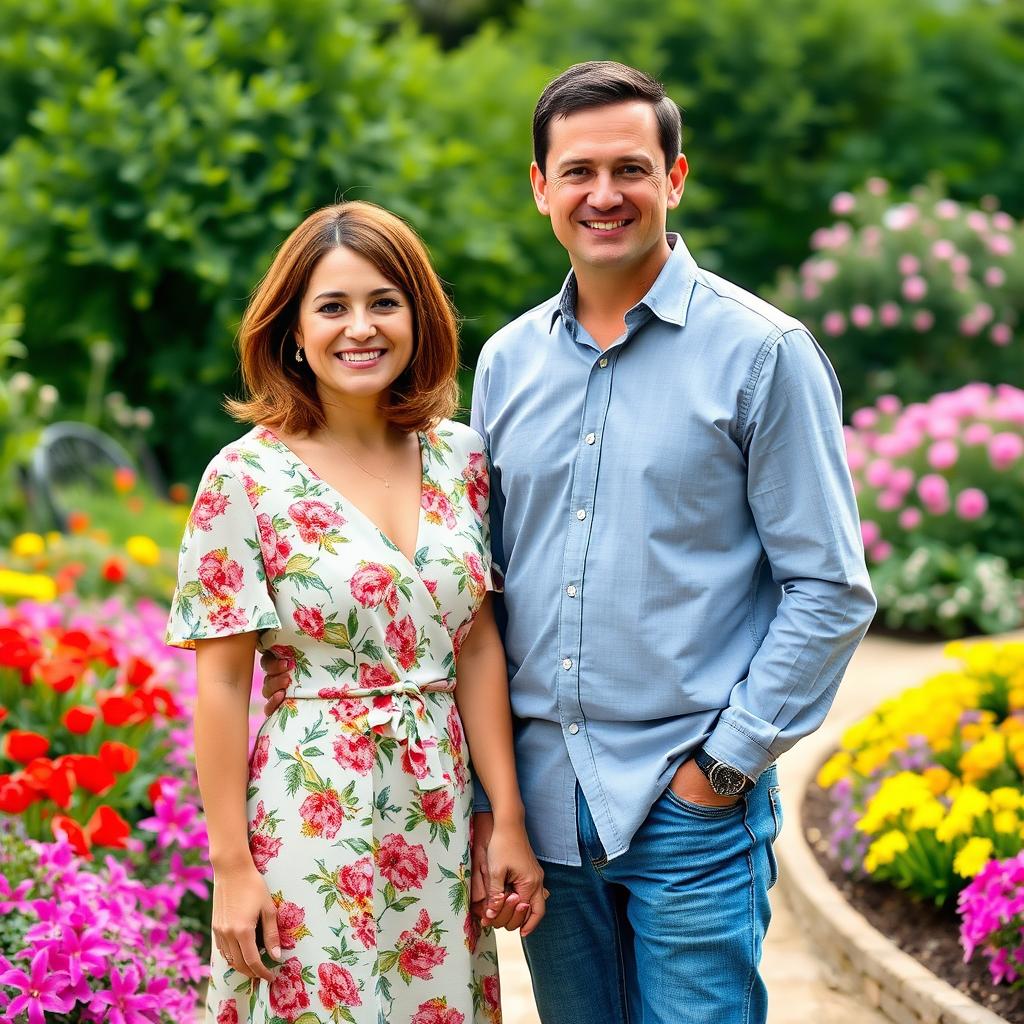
[845,384,1024,635]
[774,180,1023,413]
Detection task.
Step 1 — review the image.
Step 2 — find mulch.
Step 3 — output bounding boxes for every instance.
[802,781,1024,1023]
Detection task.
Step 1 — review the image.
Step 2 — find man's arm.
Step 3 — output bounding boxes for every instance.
[702,329,876,780]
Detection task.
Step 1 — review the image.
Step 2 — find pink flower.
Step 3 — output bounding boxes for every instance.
[333,732,375,775]
[288,499,344,543]
[385,614,419,670]
[189,487,229,532]
[377,833,429,891]
[198,550,244,598]
[865,459,892,488]
[898,507,922,530]
[802,279,821,300]
[350,563,401,617]
[912,310,935,332]
[959,315,982,337]
[984,266,1006,287]
[359,662,398,690]
[964,423,993,446]
[0,948,74,1021]
[927,440,959,470]
[464,553,487,598]
[988,234,1014,256]
[422,486,457,529]
[277,899,307,949]
[217,1000,240,1024]
[931,238,956,260]
[299,790,345,838]
[399,937,447,981]
[352,911,376,949]
[830,191,856,215]
[462,451,490,518]
[446,704,464,754]
[878,303,901,328]
[421,787,455,825]
[482,974,501,1009]
[991,323,1012,346]
[898,254,920,276]
[258,513,292,580]
[850,304,873,329]
[889,467,915,494]
[877,490,903,511]
[860,520,880,548]
[269,956,310,1020]
[251,735,270,779]
[935,200,960,220]
[318,962,362,1009]
[293,605,325,640]
[989,433,1024,470]
[917,474,950,513]
[822,311,846,337]
[209,605,249,632]
[955,488,989,521]
[337,856,374,902]
[902,276,928,302]
[869,541,893,563]
[412,998,466,1024]
[327,697,369,723]
[951,254,971,276]
[249,831,283,873]
[867,177,889,196]
[851,408,878,430]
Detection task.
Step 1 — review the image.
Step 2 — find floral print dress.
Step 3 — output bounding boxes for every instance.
[166,422,501,1024]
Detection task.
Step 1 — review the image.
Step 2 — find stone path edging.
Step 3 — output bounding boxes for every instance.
[776,717,1008,1024]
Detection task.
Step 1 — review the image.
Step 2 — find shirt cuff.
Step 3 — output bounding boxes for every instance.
[472,776,492,814]
[703,710,777,782]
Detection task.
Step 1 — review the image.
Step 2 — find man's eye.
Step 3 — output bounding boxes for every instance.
[621,166,645,175]
[566,167,589,177]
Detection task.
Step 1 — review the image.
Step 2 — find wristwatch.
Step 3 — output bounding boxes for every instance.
[693,748,755,798]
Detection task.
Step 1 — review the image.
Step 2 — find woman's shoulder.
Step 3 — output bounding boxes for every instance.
[201,425,289,480]
[426,418,485,460]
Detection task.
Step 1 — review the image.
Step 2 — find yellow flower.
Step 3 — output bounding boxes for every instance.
[125,535,161,567]
[864,830,909,873]
[0,569,57,602]
[11,532,45,557]
[816,751,852,789]
[994,810,1018,834]
[990,788,1021,812]
[936,786,990,842]
[45,531,62,547]
[922,766,954,795]
[857,772,933,835]
[953,837,994,878]
[960,733,1007,784]
[908,799,945,832]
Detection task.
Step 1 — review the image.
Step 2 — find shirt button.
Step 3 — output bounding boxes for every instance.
[599,358,609,368]
[562,657,573,670]
[576,509,587,521]
[566,585,577,598]
[568,722,580,735]
[585,432,597,445]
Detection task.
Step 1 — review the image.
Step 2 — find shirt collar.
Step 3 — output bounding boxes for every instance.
[548,233,698,334]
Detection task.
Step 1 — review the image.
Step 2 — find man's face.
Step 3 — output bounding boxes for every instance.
[531,101,687,274]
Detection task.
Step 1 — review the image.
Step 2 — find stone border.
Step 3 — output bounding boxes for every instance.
[775,720,1009,1024]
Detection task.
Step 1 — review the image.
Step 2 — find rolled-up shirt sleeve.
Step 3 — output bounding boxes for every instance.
[703,329,877,780]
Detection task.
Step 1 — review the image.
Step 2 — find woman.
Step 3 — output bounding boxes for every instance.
[166,202,543,1023]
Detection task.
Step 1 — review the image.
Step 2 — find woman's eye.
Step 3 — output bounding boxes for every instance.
[319,302,344,314]
[374,298,400,309]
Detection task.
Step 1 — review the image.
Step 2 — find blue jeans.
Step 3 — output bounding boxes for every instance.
[522,766,783,1024]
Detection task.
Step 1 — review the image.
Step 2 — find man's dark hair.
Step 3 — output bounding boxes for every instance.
[532,61,682,175]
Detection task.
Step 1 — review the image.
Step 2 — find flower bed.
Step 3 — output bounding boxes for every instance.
[816,639,1024,998]
[0,597,210,1020]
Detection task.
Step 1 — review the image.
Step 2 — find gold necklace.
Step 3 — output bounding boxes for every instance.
[335,436,401,488]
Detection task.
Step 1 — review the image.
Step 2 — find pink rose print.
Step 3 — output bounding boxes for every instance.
[257,513,292,580]
[276,899,307,949]
[299,789,345,838]
[249,831,283,874]
[464,910,481,953]
[288,499,344,543]
[422,578,438,596]
[401,734,438,782]
[198,550,244,598]
[241,473,261,509]
[421,485,457,529]
[412,999,465,1024]
[337,855,374,902]
[269,956,310,1020]
[482,974,501,1011]
[318,962,362,1010]
[350,562,401,617]
[332,732,374,774]
[421,787,455,826]
[446,705,464,754]
[451,618,474,659]
[216,999,239,1024]
[250,735,270,779]
[293,605,325,640]
[399,938,447,981]
[189,487,228,532]
[326,697,369,724]
[462,450,489,518]
[352,910,376,949]
[209,605,249,632]
[464,552,486,599]
[359,662,398,690]
[385,614,418,670]
[377,833,429,891]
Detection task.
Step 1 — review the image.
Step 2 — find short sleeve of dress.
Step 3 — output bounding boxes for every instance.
[165,456,282,649]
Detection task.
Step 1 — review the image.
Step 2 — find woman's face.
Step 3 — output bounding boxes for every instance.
[294,245,414,409]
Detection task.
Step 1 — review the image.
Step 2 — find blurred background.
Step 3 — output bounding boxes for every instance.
[1,2,1023,1019]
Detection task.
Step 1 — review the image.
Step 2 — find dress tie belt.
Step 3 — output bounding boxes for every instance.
[331,681,455,792]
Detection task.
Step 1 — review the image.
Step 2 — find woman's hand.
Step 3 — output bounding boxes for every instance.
[212,862,282,982]
[480,821,547,938]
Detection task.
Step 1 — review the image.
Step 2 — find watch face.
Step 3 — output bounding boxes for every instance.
[709,764,747,797]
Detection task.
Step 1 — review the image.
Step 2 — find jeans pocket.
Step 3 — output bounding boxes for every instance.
[766,784,784,888]
[663,787,744,819]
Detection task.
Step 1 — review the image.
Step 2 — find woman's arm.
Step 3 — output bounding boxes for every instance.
[455,595,546,936]
[195,633,281,982]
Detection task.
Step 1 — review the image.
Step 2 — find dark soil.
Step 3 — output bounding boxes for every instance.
[803,781,1024,1023]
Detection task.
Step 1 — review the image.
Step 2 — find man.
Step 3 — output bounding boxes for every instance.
[264,62,875,1023]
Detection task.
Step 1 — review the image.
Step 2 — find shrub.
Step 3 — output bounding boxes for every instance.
[775,180,1023,411]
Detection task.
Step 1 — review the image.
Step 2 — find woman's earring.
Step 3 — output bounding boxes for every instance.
[295,347,304,363]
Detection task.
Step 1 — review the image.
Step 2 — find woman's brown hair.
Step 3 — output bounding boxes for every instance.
[227,201,460,435]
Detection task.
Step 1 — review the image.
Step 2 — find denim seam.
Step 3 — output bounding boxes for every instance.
[607,879,632,1024]
[742,803,758,1024]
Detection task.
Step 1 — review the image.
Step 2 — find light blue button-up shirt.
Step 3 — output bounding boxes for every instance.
[470,235,876,866]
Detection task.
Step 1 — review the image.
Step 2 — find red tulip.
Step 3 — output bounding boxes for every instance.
[68,754,116,795]
[125,655,155,688]
[0,707,7,724]
[86,804,131,848]
[36,658,81,693]
[0,775,35,813]
[101,558,127,583]
[52,815,91,856]
[99,741,138,774]
[99,693,143,726]
[63,706,99,735]
[2,730,50,763]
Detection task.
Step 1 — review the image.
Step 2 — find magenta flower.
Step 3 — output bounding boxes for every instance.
[927,440,959,470]
[902,275,928,302]
[0,948,74,1024]
[822,310,846,336]
[87,965,160,1024]
[897,507,922,530]
[989,432,1024,470]
[850,304,873,329]
[955,488,989,521]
